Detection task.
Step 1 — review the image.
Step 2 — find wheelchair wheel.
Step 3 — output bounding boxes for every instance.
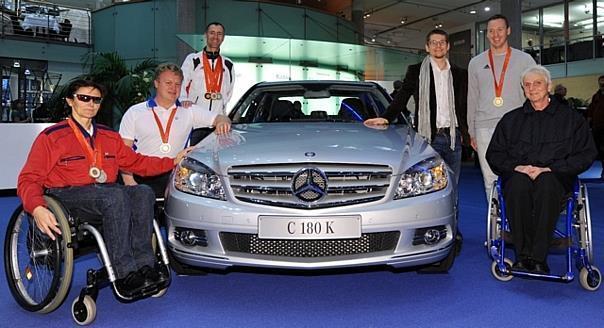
[71,295,97,325]
[579,266,601,291]
[486,182,501,257]
[575,184,593,262]
[4,196,74,313]
[491,259,514,282]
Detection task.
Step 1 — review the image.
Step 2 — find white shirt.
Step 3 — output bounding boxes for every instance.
[430,57,455,129]
[119,99,218,157]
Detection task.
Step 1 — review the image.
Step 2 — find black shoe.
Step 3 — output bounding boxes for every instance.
[139,265,168,287]
[512,256,533,272]
[455,230,463,256]
[512,260,528,272]
[522,258,536,271]
[532,261,550,274]
[115,271,146,298]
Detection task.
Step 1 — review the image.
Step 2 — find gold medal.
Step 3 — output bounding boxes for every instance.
[488,48,511,110]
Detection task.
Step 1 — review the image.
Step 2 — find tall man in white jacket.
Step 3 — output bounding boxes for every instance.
[468,14,535,200]
[180,22,235,144]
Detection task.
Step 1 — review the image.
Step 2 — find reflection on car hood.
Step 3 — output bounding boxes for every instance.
[189,123,435,175]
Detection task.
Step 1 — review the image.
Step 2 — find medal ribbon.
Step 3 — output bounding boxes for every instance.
[202,52,224,93]
[488,47,512,99]
[66,118,103,173]
[150,105,178,144]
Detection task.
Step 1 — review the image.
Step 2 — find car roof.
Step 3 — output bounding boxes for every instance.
[253,80,380,88]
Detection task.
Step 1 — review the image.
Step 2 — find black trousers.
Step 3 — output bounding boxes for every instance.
[593,128,604,173]
[503,172,567,263]
[134,171,171,198]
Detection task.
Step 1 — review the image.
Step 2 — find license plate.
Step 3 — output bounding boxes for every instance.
[258,216,361,240]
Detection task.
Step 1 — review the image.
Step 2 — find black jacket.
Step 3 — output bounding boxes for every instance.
[486,97,597,188]
[382,61,469,144]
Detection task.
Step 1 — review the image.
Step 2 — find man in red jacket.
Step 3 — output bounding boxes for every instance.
[18,79,190,298]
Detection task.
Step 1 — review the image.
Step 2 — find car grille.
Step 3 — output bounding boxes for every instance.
[228,163,392,208]
[220,232,400,257]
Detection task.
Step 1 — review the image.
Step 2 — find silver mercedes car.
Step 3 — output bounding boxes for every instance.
[165,80,460,273]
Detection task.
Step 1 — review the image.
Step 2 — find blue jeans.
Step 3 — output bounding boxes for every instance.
[431,130,462,186]
[47,184,156,279]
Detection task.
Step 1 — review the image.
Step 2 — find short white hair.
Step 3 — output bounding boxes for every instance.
[521,65,552,85]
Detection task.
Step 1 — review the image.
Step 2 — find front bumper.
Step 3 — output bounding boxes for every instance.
[165,184,457,271]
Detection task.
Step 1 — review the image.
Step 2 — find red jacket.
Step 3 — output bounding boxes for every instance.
[18,120,175,214]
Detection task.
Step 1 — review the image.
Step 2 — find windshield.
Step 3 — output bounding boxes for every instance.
[230,82,405,124]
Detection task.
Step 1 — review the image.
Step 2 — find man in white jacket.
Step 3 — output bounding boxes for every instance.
[467,14,535,200]
[180,22,235,115]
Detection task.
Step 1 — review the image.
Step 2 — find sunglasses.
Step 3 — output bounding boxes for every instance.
[74,94,103,104]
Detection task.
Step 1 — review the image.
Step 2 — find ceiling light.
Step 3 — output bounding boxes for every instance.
[470,10,477,14]
[401,16,407,24]
[485,6,491,12]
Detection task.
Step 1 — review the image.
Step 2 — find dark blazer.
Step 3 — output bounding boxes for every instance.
[382,61,469,144]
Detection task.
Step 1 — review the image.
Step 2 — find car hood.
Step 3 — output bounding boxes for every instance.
[189,123,437,175]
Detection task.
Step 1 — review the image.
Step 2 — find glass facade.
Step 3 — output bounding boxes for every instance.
[522,9,541,63]
[482,1,604,64]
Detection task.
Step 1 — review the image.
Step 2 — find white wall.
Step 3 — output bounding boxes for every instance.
[0,123,52,190]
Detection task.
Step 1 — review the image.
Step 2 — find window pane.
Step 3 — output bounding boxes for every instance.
[597,1,604,58]
[568,0,594,61]
[542,4,565,64]
[522,9,541,63]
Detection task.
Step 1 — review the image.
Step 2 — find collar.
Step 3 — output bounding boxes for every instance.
[69,115,96,144]
[429,56,450,72]
[203,47,220,60]
[147,97,181,109]
[522,96,558,115]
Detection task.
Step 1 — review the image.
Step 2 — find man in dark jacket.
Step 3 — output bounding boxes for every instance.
[486,66,597,274]
[587,75,604,179]
[364,29,468,186]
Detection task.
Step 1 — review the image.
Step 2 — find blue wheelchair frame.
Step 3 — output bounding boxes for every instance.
[488,178,600,290]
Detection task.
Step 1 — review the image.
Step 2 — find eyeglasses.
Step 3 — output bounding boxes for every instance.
[522,80,546,89]
[428,40,447,47]
[74,94,103,104]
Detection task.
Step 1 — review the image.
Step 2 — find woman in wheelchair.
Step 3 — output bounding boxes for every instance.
[14,80,190,306]
[486,65,597,274]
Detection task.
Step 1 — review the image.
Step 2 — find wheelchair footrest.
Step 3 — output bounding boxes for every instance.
[500,232,571,250]
[121,280,169,301]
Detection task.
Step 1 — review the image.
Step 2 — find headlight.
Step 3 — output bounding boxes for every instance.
[394,157,448,199]
[174,158,226,200]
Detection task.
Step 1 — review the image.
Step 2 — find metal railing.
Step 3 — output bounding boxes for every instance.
[1,1,91,44]
[522,34,604,65]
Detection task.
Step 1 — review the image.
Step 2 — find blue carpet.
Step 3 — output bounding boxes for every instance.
[1,165,603,327]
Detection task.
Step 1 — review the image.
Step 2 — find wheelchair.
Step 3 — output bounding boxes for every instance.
[4,195,172,325]
[486,178,601,291]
